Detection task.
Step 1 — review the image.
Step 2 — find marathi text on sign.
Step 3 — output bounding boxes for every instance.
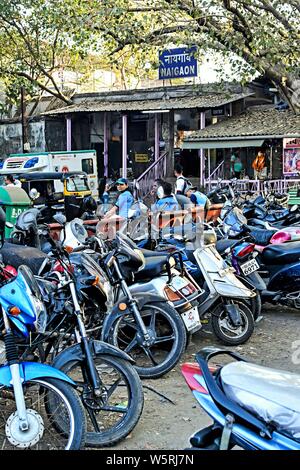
[159,47,197,80]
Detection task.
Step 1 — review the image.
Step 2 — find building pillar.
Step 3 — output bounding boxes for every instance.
[199,111,206,187]
[103,112,108,177]
[154,113,160,179]
[122,114,128,178]
[168,109,174,177]
[66,117,72,151]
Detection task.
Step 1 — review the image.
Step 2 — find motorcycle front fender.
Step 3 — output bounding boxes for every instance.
[0,362,76,387]
[101,293,167,342]
[52,339,135,371]
[224,304,242,326]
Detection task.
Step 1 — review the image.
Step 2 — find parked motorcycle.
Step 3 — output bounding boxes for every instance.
[182,347,300,450]
[136,231,256,345]
[0,208,86,449]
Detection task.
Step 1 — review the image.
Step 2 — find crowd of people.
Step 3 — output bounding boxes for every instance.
[100,163,210,222]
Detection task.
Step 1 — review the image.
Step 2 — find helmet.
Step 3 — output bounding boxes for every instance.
[82,196,97,213]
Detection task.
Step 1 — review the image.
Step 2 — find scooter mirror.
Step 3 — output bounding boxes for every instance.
[291,204,298,212]
[53,213,67,226]
[5,221,14,229]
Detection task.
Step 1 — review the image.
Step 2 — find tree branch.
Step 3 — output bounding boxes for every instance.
[0,69,73,104]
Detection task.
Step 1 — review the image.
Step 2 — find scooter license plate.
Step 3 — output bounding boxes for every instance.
[181,306,201,333]
[170,276,189,290]
[240,258,259,276]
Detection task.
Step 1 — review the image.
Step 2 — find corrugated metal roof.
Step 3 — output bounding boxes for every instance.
[43,92,253,115]
[184,105,300,141]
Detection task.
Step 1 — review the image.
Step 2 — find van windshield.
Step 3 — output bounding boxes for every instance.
[66,176,90,192]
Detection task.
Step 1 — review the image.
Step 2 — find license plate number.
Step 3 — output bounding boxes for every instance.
[240,258,259,276]
[170,276,189,290]
[181,306,201,333]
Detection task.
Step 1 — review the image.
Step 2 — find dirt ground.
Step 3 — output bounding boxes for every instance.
[101,304,300,451]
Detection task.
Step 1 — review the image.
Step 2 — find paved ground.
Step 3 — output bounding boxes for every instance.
[104,304,300,450]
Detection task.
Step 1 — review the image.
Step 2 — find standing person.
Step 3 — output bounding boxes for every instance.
[174,163,191,195]
[152,181,180,212]
[103,177,135,220]
[252,150,267,180]
[230,151,238,177]
[233,156,243,179]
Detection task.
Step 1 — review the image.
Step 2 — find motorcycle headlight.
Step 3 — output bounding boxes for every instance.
[81,253,112,297]
[32,297,47,333]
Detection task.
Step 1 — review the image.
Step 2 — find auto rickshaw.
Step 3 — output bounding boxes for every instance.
[16,171,95,221]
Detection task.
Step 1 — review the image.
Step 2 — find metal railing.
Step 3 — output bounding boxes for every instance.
[206,160,224,190]
[134,151,168,199]
[204,178,300,195]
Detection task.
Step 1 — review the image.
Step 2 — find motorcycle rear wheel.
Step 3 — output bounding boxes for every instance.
[211,300,254,345]
[108,301,187,379]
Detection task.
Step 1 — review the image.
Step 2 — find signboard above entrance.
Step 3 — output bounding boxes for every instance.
[159,47,197,80]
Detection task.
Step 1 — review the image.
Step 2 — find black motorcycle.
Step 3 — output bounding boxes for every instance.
[79,232,187,379]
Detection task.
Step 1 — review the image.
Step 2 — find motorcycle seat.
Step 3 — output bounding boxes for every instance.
[0,242,48,275]
[134,255,170,281]
[215,239,237,255]
[261,241,300,265]
[247,227,277,246]
[221,361,300,440]
[140,248,176,258]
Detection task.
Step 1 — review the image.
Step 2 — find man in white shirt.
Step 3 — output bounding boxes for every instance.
[174,163,190,195]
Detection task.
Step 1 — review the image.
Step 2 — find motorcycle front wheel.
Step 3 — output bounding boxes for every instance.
[60,354,144,447]
[108,301,187,379]
[0,377,86,450]
[211,300,254,346]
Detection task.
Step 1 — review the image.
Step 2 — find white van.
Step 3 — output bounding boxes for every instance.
[0,150,98,197]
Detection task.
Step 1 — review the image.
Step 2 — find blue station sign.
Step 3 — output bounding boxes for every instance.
[159,46,197,80]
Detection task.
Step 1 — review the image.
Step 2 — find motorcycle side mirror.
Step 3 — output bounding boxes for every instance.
[5,221,13,229]
[291,204,298,212]
[53,213,67,226]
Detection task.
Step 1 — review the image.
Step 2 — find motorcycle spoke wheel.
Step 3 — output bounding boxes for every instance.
[0,378,85,450]
[61,355,143,447]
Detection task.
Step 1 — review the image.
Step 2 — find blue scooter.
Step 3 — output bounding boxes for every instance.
[0,208,86,449]
[182,347,300,450]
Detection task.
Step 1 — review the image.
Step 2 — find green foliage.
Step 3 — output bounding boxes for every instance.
[0,0,299,111]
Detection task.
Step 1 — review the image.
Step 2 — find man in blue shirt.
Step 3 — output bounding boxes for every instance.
[152,181,180,212]
[185,185,210,209]
[104,177,135,219]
